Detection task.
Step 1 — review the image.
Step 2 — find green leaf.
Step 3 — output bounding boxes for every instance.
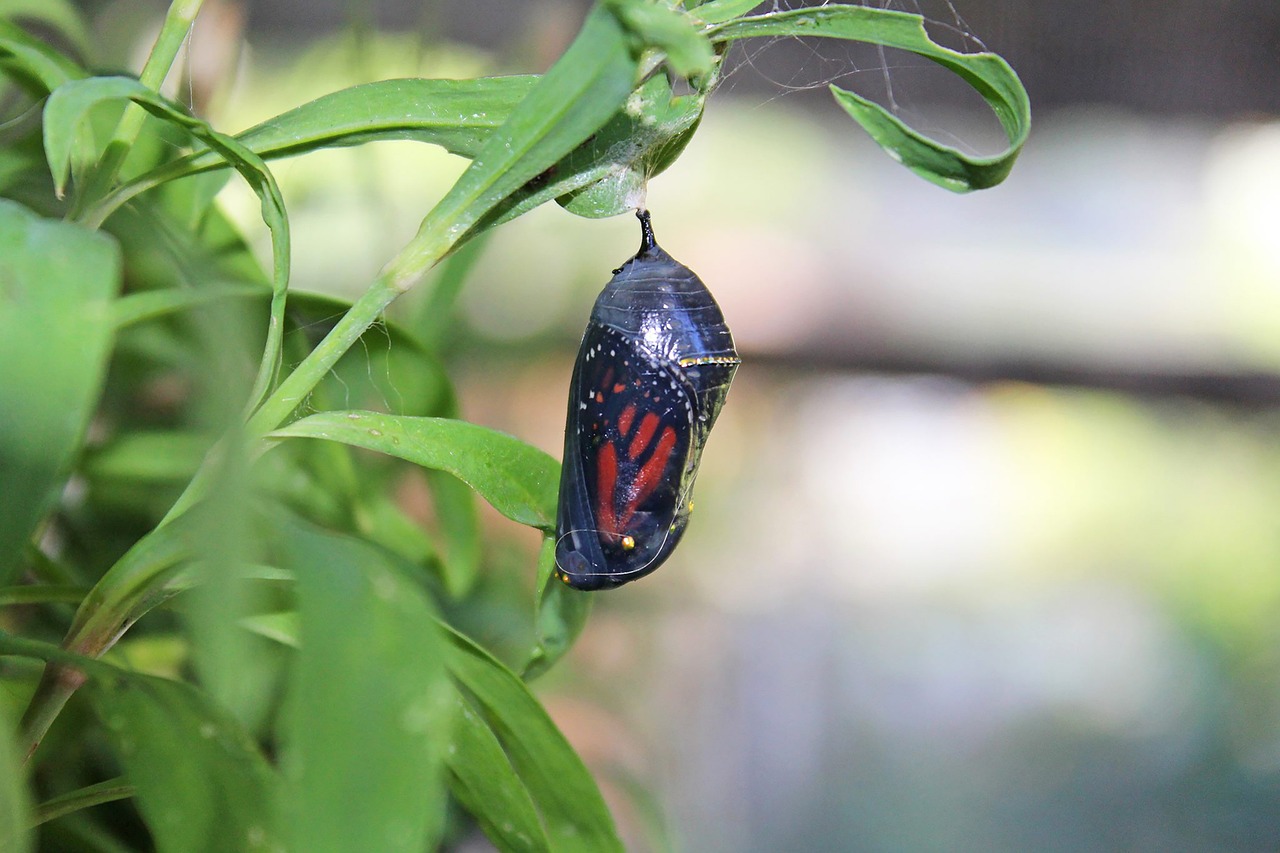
[63,500,207,655]
[276,521,451,853]
[609,0,714,79]
[0,703,32,853]
[425,470,482,597]
[43,76,291,406]
[443,625,623,853]
[271,412,560,531]
[379,5,640,289]
[190,76,536,171]
[0,584,88,606]
[89,673,282,853]
[111,283,264,329]
[239,611,299,649]
[707,5,1030,191]
[83,431,213,484]
[31,776,135,828]
[182,427,277,731]
[0,0,91,56]
[0,199,120,585]
[0,18,85,94]
[688,0,765,25]
[446,689,550,853]
[524,536,593,680]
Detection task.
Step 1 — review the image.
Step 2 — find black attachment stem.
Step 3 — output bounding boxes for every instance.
[636,209,656,253]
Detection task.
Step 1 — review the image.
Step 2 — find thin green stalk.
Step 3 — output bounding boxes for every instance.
[0,585,89,606]
[72,0,205,220]
[245,273,412,438]
[31,777,136,828]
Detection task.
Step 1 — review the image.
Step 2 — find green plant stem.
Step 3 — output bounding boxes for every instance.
[72,0,205,220]
[0,631,111,760]
[31,777,136,827]
[243,222,460,440]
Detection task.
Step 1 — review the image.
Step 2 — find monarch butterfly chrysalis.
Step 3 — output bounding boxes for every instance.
[554,210,739,590]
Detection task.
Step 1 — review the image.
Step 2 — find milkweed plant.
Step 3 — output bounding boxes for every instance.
[0,1,1029,850]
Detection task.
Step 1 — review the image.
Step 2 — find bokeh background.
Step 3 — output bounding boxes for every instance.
[86,0,1280,849]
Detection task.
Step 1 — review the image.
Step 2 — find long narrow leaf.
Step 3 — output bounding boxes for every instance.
[193,76,536,171]
[443,625,623,853]
[608,0,714,79]
[0,18,85,93]
[0,199,119,585]
[379,5,639,289]
[30,777,135,828]
[0,702,31,853]
[89,674,282,853]
[276,521,451,853]
[446,689,550,853]
[707,5,1030,191]
[271,412,559,531]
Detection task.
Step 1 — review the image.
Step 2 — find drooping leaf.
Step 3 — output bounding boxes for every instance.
[706,5,1030,191]
[271,412,560,531]
[0,199,119,585]
[446,688,550,853]
[443,625,623,853]
[524,536,593,680]
[276,521,451,853]
[89,673,282,853]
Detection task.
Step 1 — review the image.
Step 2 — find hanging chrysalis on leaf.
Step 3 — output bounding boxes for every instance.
[555,210,739,590]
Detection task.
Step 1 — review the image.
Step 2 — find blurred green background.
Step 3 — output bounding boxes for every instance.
[77,0,1280,849]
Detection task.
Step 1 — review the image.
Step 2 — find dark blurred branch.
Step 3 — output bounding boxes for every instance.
[748,347,1280,409]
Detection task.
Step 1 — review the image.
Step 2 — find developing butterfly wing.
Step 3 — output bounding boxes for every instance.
[555,322,698,590]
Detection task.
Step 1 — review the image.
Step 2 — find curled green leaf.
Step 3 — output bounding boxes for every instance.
[707,5,1030,191]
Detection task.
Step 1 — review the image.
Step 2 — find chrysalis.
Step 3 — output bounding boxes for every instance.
[554,210,739,590]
